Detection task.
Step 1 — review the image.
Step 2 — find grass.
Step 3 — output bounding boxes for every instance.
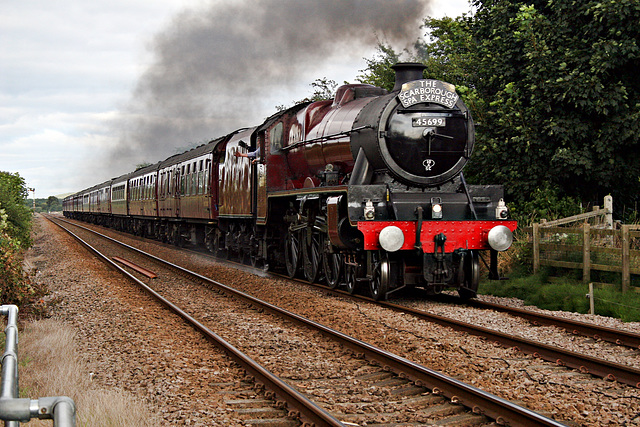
[480,267,640,322]
[18,319,160,426]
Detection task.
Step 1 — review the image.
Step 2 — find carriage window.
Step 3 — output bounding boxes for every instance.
[205,159,211,192]
[191,172,196,195]
[270,122,283,152]
[180,169,185,195]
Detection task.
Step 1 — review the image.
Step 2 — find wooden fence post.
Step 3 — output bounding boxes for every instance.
[622,225,630,293]
[583,223,591,284]
[533,223,540,274]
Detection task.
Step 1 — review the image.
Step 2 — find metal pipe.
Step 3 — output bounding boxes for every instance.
[0,305,76,426]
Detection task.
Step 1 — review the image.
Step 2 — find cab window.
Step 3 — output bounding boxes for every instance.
[270,122,283,152]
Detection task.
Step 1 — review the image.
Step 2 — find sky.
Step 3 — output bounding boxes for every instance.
[1,0,471,199]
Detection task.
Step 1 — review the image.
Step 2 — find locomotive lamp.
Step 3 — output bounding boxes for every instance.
[495,198,509,219]
[364,200,375,220]
[488,225,514,251]
[431,197,443,219]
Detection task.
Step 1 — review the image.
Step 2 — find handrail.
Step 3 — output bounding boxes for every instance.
[0,305,76,426]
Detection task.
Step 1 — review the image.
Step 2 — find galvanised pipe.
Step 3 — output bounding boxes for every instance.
[0,305,76,426]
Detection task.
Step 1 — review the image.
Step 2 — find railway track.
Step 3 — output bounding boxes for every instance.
[143,222,640,357]
[293,280,640,353]
[205,244,640,389]
[289,286,640,388]
[49,215,566,426]
[467,299,640,349]
[246,256,640,388]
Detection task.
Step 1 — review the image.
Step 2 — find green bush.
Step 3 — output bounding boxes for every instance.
[510,184,582,226]
[0,171,47,317]
[0,212,46,316]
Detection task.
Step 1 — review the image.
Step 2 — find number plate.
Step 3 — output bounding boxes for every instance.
[412,117,446,127]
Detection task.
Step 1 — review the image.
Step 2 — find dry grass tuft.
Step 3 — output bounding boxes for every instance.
[18,319,160,426]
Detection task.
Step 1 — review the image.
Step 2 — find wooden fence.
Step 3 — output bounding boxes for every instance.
[528,197,640,293]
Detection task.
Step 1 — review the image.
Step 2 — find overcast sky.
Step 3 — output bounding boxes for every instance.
[1,0,471,198]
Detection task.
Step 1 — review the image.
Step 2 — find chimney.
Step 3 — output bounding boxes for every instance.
[391,62,427,91]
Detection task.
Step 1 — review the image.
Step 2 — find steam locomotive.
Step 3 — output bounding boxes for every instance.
[63,63,517,300]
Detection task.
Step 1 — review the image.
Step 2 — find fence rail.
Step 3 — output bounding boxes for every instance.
[0,305,76,427]
[529,223,640,293]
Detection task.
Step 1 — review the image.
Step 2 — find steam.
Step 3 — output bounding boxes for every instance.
[108,0,431,172]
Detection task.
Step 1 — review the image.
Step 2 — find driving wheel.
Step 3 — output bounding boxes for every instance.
[284,229,301,278]
[370,251,390,301]
[458,250,480,300]
[302,230,322,283]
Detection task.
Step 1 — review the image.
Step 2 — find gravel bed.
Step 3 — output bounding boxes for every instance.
[28,216,265,426]
[475,293,640,335]
[396,297,640,369]
[59,217,491,425]
[34,216,640,425]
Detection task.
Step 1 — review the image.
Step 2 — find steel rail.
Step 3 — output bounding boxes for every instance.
[49,217,344,427]
[260,272,640,389]
[51,217,567,427]
[468,299,640,350]
[377,299,640,389]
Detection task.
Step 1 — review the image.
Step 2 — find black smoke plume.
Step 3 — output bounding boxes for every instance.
[108,0,431,172]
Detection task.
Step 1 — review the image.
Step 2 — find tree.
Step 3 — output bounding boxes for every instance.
[354,0,640,216]
[0,172,32,248]
[464,0,640,209]
[357,43,404,91]
[46,196,61,213]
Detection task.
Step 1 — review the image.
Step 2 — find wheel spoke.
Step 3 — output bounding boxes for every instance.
[303,231,321,283]
[323,246,342,289]
[285,230,300,278]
